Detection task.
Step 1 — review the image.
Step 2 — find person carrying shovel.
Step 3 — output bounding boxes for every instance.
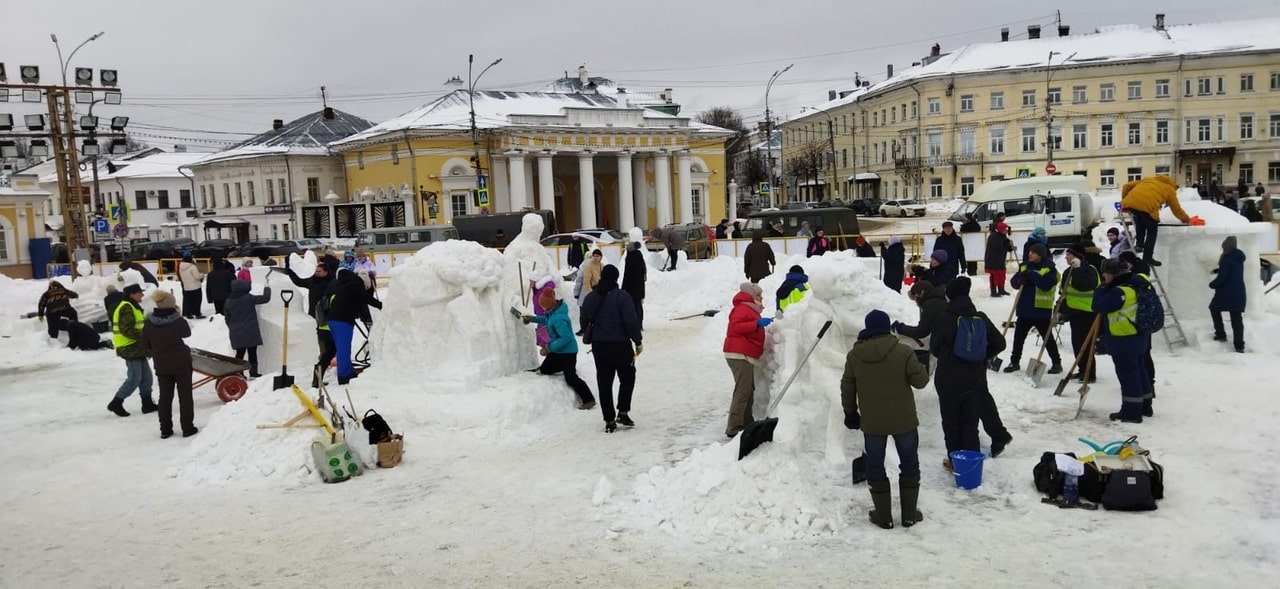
[1000,243,1062,376]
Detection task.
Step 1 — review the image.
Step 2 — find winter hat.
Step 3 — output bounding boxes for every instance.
[152,289,176,309]
[909,280,934,298]
[788,264,805,274]
[995,222,1010,234]
[182,251,192,261]
[739,282,764,297]
[856,235,867,247]
[1222,236,1238,252]
[1101,258,1128,276]
[888,236,901,246]
[321,255,340,274]
[1028,243,1049,260]
[930,250,949,264]
[344,250,355,260]
[945,275,972,300]
[599,264,620,285]
[1031,226,1047,237]
[105,283,118,293]
[1065,243,1085,259]
[942,221,954,228]
[123,284,143,296]
[864,310,891,333]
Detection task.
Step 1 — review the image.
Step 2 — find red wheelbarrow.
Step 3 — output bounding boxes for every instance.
[191,348,252,402]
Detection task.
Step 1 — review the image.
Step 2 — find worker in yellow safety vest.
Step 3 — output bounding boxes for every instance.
[108,284,156,417]
[1001,243,1062,374]
[1091,258,1154,424]
[1060,244,1102,383]
[775,265,810,315]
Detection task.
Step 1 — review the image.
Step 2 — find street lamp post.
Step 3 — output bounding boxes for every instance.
[447,54,503,201]
[52,32,104,86]
[764,64,792,206]
[1044,51,1076,169]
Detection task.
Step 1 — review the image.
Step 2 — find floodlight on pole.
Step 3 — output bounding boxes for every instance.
[0,114,12,131]
[0,63,6,83]
[81,139,100,156]
[75,67,93,86]
[0,88,8,102]
[104,91,122,105]
[52,31,105,86]
[100,69,118,87]
[25,114,46,131]
[108,139,127,155]
[20,66,40,84]
[110,116,129,131]
[74,90,93,104]
[22,89,41,103]
[30,139,50,157]
[79,115,98,131]
[0,141,19,158]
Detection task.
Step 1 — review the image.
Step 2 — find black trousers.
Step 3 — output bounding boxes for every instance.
[46,308,77,338]
[978,386,1009,442]
[212,298,227,315]
[1212,310,1245,350]
[1132,210,1159,259]
[1010,316,1061,365]
[1067,313,1098,379]
[593,341,636,423]
[540,352,595,404]
[156,370,195,435]
[182,289,203,318]
[666,247,678,270]
[315,328,337,381]
[937,388,980,454]
[234,346,258,368]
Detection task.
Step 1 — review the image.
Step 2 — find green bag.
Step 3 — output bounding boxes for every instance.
[311,439,361,483]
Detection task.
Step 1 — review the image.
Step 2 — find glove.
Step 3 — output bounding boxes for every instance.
[1211,268,1219,274]
[521,315,532,324]
[757,317,773,328]
[634,344,643,357]
[891,321,904,333]
[844,410,861,431]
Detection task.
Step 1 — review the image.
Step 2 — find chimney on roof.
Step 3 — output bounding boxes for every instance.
[578,65,589,85]
[828,90,837,101]
[663,88,673,104]
[930,43,941,57]
[1001,27,1010,42]
[1155,13,1166,30]
[323,106,334,120]
[1028,25,1041,39]
[887,64,894,78]
[272,119,284,130]
[1058,24,1070,37]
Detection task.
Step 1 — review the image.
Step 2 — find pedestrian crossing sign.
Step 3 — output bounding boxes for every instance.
[1016,167,1031,178]
[108,202,131,223]
[474,187,490,207]
[759,182,771,194]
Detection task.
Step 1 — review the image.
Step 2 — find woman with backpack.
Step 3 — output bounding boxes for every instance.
[223,279,272,378]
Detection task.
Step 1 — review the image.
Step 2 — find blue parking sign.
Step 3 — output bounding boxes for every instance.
[1114,202,1122,211]
[93,218,110,234]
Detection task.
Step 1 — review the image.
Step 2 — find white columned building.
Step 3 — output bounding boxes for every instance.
[653,152,673,227]
[632,155,647,229]
[676,150,693,223]
[507,152,528,210]
[578,152,597,228]
[616,152,634,230]
[537,152,556,211]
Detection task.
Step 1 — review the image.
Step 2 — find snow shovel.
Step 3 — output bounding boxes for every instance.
[988,285,1023,372]
[1026,303,1061,388]
[1054,317,1101,397]
[1074,339,1099,419]
[672,310,720,320]
[272,289,296,390]
[738,320,833,461]
[851,453,868,485]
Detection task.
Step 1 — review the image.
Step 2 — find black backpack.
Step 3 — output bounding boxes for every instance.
[363,409,393,445]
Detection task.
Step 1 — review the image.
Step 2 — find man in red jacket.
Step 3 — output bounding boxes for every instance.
[723,282,773,438]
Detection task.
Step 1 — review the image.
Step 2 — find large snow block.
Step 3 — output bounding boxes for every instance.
[1158,223,1269,317]
[255,273,320,378]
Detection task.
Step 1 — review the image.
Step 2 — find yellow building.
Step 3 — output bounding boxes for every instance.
[782,15,1280,202]
[329,85,734,232]
[0,171,52,278]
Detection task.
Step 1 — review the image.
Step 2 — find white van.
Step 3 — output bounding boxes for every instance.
[949,176,1099,245]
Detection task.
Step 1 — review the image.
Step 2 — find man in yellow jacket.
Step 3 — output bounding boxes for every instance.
[1119,175,1189,267]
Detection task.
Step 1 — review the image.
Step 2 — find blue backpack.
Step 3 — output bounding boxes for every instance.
[952,314,990,363]
[1133,283,1165,334]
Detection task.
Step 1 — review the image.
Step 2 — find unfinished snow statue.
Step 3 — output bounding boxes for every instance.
[374,239,536,383]
[502,212,574,321]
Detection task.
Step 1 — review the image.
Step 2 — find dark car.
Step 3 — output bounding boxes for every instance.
[129,238,197,261]
[645,223,717,260]
[191,239,237,259]
[845,198,883,216]
[228,240,299,261]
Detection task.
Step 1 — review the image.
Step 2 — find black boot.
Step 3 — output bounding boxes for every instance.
[1002,361,1021,373]
[868,480,894,529]
[900,476,923,528]
[1047,363,1063,375]
[990,288,999,297]
[997,288,1010,297]
[991,434,1013,458]
[140,398,158,414]
[107,398,130,417]
[616,412,635,427]
[249,364,262,379]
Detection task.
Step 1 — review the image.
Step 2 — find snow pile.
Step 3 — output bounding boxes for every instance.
[927,197,966,215]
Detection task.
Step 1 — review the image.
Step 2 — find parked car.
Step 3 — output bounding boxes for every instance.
[780,201,816,211]
[845,198,883,216]
[569,228,627,242]
[880,199,927,217]
[645,223,716,259]
[357,225,459,252]
[540,231,621,247]
[227,240,300,260]
[743,208,861,243]
[129,238,197,261]
[191,239,237,259]
[453,209,557,244]
[283,238,327,253]
[949,176,1099,246]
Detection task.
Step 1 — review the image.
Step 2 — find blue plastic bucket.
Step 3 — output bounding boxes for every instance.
[949,450,986,490]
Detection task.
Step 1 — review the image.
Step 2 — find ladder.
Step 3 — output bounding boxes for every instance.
[1116,211,1188,351]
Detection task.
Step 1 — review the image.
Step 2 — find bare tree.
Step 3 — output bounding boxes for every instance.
[892,141,923,199]
[783,142,827,201]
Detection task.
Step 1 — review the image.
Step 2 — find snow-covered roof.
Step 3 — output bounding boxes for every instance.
[331,90,730,149]
[864,18,1280,98]
[100,152,206,180]
[194,108,374,165]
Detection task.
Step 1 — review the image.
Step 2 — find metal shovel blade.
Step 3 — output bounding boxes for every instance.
[737,417,779,460]
[1053,373,1073,397]
[1026,359,1048,387]
[987,356,1004,372]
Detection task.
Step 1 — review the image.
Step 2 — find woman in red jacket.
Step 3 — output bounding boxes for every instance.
[723,282,773,438]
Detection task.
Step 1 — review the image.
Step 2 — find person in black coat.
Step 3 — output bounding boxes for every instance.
[61,316,112,350]
[323,268,383,384]
[287,254,340,386]
[1241,200,1263,222]
[1209,236,1246,352]
[959,214,982,234]
[854,235,876,258]
[566,236,589,269]
[933,221,966,278]
[807,229,831,257]
[580,264,642,433]
[984,222,1014,297]
[714,219,729,240]
[893,280,944,373]
[1118,250,1150,277]
[206,256,236,315]
[104,284,126,326]
[928,277,1011,463]
[911,250,956,288]
[223,280,272,377]
[620,241,647,330]
[1060,245,1102,382]
[880,236,905,292]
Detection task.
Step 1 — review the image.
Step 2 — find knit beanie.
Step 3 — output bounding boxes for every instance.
[864,310,891,332]
[1028,243,1049,260]
[930,249,949,264]
[739,282,763,297]
[945,275,972,300]
[888,236,901,246]
[152,289,176,309]
[788,265,805,274]
[1102,258,1128,276]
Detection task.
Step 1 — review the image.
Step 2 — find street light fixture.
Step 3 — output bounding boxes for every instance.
[104,91,122,105]
[51,31,104,86]
[447,54,503,193]
[81,139,99,156]
[763,64,793,205]
[22,89,41,103]
[110,116,129,131]
[79,115,98,131]
[20,65,40,84]
[0,141,18,158]
[74,67,93,86]
[29,139,50,157]
[24,114,46,131]
[108,139,127,155]
[0,114,12,131]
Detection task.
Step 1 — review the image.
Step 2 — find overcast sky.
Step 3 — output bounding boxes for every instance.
[6,0,1277,151]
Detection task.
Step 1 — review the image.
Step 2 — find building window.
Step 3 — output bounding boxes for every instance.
[910,101,917,118]
[927,98,941,115]
[1127,81,1142,100]
[1270,114,1280,139]
[1047,87,1061,105]
[0,224,7,261]
[1217,76,1225,94]
[266,178,275,204]
[960,95,974,112]
[1185,79,1193,97]
[223,184,230,208]
[1072,86,1087,104]
[178,189,191,209]
[1127,167,1143,182]
[1155,79,1170,98]
[1072,124,1087,150]
[990,92,1003,110]
[451,192,468,218]
[1100,169,1115,187]
[1073,170,1088,177]
[842,149,848,168]
[691,187,703,218]
[247,181,256,206]
[307,177,320,202]
[1198,77,1211,95]
[1240,115,1254,140]
[134,190,148,210]
[1241,74,1254,92]
[873,112,879,127]
[959,128,975,156]
[1155,165,1171,176]
[199,185,207,209]
[1239,163,1254,184]
[990,175,1005,181]
[1218,116,1226,142]
[1156,120,1170,144]
[279,179,287,203]
[1128,122,1142,146]
[989,127,1005,155]
[1100,123,1114,148]
[1021,90,1036,108]
[235,182,243,207]
[1198,118,1212,142]
[928,178,943,198]
[1049,126,1062,151]
[1100,84,1115,102]
[156,190,170,209]
[1020,127,1036,152]
[271,224,279,240]
[927,131,942,157]
[1271,72,1280,90]
[1271,163,1280,183]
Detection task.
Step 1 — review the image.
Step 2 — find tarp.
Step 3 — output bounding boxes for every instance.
[202,217,250,227]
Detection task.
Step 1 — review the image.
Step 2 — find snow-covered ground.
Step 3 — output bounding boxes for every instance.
[3,218,1279,586]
